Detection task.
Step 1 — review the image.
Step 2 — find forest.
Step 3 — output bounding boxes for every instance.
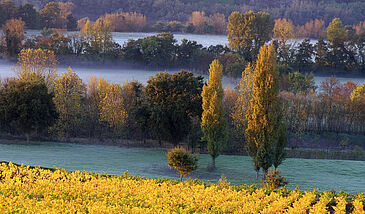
[7,0,365,26]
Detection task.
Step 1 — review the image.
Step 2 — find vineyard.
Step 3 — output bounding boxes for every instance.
[0,162,363,213]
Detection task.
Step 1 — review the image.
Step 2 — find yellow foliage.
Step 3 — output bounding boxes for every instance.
[16,48,58,89]
[0,162,362,213]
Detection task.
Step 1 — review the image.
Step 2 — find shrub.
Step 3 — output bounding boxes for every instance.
[261,169,288,190]
[167,147,198,181]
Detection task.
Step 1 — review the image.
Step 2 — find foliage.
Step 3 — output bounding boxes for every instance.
[245,43,285,176]
[0,73,57,141]
[16,48,58,89]
[52,67,86,138]
[98,82,128,132]
[228,10,272,61]
[100,12,146,32]
[81,18,117,58]
[273,18,294,46]
[201,60,227,169]
[167,147,198,181]
[1,18,25,57]
[145,70,204,145]
[261,169,288,190]
[288,72,316,94]
[0,162,363,213]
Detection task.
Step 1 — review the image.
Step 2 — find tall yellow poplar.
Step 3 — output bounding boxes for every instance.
[245,43,284,177]
[201,59,227,170]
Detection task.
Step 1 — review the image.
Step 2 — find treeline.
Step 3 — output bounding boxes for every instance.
[0,0,77,30]
[4,13,365,76]
[2,49,365,151]
[4,0,365,36]
[12,0,365,28]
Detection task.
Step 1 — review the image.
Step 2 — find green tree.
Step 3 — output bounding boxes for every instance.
[201,59,227,170]
[145,70,203,146]
[52,67,86,138]
[245,43,284,177]
[315,37,329,69]
[0,72,57,142]
[294,39,314,71]
[167,147,198,181]
[18,4,41,29]
[228,11,272,61]
[288,72,316,94]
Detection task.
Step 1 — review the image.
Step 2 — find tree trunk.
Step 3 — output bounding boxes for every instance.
[211,157,216,170]
[25,133,30,143]
[180,174,183,182]
[256,170,259,179]
[263,169,268,179]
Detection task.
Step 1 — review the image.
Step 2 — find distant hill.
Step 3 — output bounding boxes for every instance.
[11,0,365,25]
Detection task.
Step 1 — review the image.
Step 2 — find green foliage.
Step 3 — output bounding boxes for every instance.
[0,72,57,141]
[167,147,198,181]
[294,39,314,71]
[201,60,227,169]
[351,146,364,158]
[288,72,316,94]
[145,70,204,145]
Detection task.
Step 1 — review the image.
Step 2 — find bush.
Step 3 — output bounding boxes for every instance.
[167,147,198,181]
[261,169,288,190]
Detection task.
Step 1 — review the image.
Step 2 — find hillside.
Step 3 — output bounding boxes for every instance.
[11,0,365,25]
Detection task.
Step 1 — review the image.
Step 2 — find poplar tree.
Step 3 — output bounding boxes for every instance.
[245,43,285,177]
[201,60,227,170]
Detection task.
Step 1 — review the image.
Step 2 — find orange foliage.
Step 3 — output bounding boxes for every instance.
[296,19,326,38]
[209,13,227,34]
[353,21,365,35]
[101,12,146,32]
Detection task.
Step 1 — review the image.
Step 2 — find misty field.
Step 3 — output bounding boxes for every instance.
[0,142,363,193]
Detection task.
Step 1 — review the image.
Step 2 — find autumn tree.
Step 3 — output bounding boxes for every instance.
[201,60,227,170]
[98,81,128,134]
[167,147,198,181]
[2,18,25,57]
[81,18,114,56]
[273,19,295,45]
[188,11,208,34]
[0,72,57,142]
[40,2,61,28]
[232,63,254,136]
[209,13,226,34]
[16,48,58,89]
[245,43,285,178]
[52,67,86,138]
[326,18,348,70]
[101,12,146,32]
[228,11,272,61]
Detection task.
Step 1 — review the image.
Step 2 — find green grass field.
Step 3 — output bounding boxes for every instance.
[0,141,363,193]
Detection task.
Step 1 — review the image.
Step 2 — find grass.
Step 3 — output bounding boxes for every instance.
[0,141,364,193]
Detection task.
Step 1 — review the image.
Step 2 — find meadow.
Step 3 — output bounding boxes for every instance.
[0,142,364,193]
